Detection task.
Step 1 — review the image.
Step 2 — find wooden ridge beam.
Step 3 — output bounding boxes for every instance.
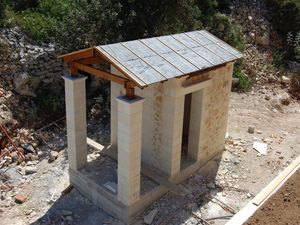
[71,62,129,85]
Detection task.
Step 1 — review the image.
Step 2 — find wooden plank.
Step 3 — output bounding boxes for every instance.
[71,62,128,85]
[252,155,300,206]
[60,47,94,62]
[87,138,104,151]
[95,46,146,87]
[77,56,104,65]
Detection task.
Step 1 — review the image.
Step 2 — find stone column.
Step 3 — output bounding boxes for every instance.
[63,74,87,170]
[160,94,185,177]
[116,96,144,205]
[187,89,207,161]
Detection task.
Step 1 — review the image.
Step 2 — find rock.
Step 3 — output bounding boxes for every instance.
[232,77,239,88]
[248,125,255,134]
[246,193,252,198]
[25,166,38,175]
[281,76,291,85]
[27,153,38,161]
[264,95,270,101]
[257,130,262,134]
[143,209,158,224]
[287,61,300,73]
[14,194,26,204]
[253,142,268,155]
[255,32,270,47]
[22,144,35,154]
[279,93,291,106]
[49,151,59,161]
[61,210,73,216]
[103,182,117,194]
[13,73,41,97]
[207,181,215,189]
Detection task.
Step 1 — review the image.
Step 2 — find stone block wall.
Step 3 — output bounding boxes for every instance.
[111,63,233,177]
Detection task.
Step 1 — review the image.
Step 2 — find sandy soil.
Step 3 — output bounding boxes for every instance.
[0,89,300,225]
[246,169,300,225]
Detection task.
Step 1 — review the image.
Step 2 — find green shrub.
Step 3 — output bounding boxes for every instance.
[233,65,251,92]
[287,32,300,62]
[0,1,6,23]
[266,0,300,36]
[206,13,245,51]
[272,51,285,67]
[9,0,39,12]
[18,11,57,42]
[153,0,202,36]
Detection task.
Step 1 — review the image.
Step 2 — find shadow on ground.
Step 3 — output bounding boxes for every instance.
[30,151,224,225]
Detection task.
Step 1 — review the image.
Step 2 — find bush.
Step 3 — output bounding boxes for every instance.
[0,2,5,22]
[206,13,245,51]
[233,63,251,91]
[9,0,38,12]
[266,0,300,36]
[18,11,57,42]
[287,32,300,62]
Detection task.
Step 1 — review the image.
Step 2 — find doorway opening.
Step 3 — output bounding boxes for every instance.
[181,93,192,170]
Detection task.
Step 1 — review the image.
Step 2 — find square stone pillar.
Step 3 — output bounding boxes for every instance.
[188,89,207,161]
[63,74,87,170]
[116,96,144,205]
[160,95,185,177]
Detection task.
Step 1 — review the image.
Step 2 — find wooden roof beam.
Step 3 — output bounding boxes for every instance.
[70,62,129,86]
[77,56,104,65]
[59,47,95,63]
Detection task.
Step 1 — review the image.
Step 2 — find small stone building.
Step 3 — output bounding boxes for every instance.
[60,30,242,224]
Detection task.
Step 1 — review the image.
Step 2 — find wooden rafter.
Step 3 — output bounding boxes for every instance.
[59,47,95,62]
[77,56,104,65]
[70,62,129,86]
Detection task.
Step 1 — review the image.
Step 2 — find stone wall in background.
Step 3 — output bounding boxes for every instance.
[0,27,64,97]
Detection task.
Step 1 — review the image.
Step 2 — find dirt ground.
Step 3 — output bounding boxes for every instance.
[0,88,300,225]
[246,169,300,225]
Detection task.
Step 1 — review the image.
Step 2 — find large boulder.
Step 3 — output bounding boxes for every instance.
[14,73,41,97]
[255,31,270,47]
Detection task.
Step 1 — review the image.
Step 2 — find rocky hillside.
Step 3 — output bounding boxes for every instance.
[0,0,299,168]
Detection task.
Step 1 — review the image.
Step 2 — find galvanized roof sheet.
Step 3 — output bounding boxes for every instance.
[96,30,243,87]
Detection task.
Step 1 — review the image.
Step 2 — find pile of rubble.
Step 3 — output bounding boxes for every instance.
[230,0,299,91]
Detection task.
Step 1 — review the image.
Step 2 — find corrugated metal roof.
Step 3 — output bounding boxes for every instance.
[96,30,243,87]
